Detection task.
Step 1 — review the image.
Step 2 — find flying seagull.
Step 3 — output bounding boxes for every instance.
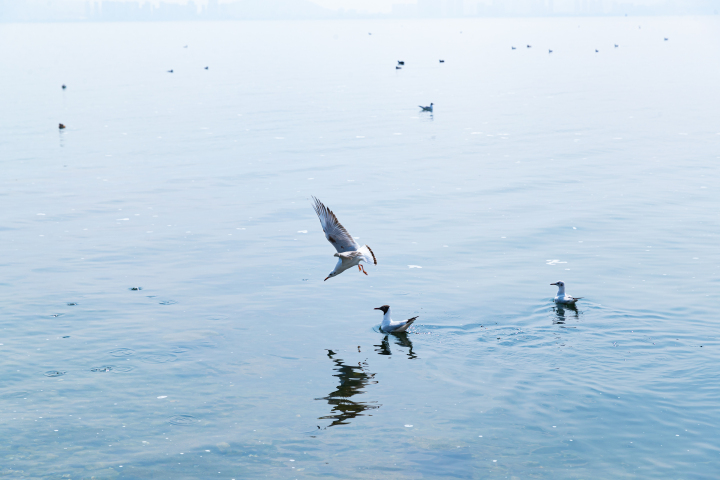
[551,281,582,305]
[375,305,417,333]
[419,103,433,112]
[312,197,376,281]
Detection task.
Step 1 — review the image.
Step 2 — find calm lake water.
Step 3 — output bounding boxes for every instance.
[1,15,719,479]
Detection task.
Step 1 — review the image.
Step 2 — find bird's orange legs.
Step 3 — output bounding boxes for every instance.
[359,265,368,275]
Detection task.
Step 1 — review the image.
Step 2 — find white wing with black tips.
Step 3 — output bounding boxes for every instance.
[312,196,360,253]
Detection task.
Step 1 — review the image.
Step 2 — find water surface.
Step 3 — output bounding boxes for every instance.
[1,16,719,479]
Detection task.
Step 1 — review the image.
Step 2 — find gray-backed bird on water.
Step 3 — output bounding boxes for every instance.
[551,281,582,305]
[375,305,417,333]
[312,197,376,281]
[419,103,433,112]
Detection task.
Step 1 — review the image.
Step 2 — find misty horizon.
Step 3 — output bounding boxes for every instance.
[1,0,718,22]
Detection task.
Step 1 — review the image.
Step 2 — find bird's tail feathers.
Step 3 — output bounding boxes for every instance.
[406,316,418,325]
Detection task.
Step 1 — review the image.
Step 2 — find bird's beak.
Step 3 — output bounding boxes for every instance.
[324,277,329,281]
[550,282,558,285]
[374,307,382,310]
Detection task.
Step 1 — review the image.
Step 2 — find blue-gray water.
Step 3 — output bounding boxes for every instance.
[1,16,719,479]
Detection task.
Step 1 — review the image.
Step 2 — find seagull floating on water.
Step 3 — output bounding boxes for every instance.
[512,46,516,50]
[61,84,66,89]
[375,305,417,334]
[167,69,173,73]
[398,60,405,65]
[548,49,553,53]
[312,197,376,281]
[551,281,582,305]
[58,123,66,129]
[419,103,433,112]
[439,59,445,63]
[396,66,402,70]
[204,66,209,70]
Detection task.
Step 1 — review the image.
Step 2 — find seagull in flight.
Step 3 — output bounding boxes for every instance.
[375,305,417,333]
[419,103,433,112]
[550,281,582,305]
[312,197,377,281]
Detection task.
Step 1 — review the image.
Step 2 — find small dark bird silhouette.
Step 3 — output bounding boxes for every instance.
[204,66,209,70]
[527,45,532,48]
[439,59,445,63]
[398,60,404,65]
[615,44,619,48]
[548,49,553,53]
[664,37,668,41]
[167,69,173,73]
[396,66,402,70]
[184,45,188,48]
[59,123,66,129]
[595,49,599,53]
[511,46,516,50]
[61,84,66,89]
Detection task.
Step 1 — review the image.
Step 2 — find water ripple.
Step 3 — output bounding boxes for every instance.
[140,353,177,364]
[168,414,198,426]
[109,348,135,357]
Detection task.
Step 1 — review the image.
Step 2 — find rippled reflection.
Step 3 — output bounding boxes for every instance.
[316,351,379,428]
[553,304,579,325]
[375,333,416,359]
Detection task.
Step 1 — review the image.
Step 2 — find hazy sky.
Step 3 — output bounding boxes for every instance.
[307,0,416,14]
[59,0,702,16]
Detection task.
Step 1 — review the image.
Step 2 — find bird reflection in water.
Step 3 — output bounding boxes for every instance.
[553,304,579,325]
[375,333,417,359]
[316,350,379,428]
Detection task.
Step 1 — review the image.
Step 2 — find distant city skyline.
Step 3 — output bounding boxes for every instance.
[0,0,716,22]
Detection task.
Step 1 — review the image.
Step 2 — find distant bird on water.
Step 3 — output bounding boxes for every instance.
[61,84,66,90]
[551,281,582,305]
[396,66,402,70]
[167,69,173,73]
[204,66,209,70]
[312,197,376,281]
[615,44,619,48]
[512,46,516,50]
[548,49,553,53]
[375,305,418,334]
[419,103,433,112]
[59,123,66,129]
[664,37,668,41]
[439,59,445,63]
[527,45,532,48]
[398,60,404,65]
[595,49,599,53]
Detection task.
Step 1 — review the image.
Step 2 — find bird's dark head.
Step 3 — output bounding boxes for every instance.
[550,281,565,287]
[374,305,389,314]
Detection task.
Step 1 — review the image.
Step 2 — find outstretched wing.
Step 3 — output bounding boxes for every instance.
[312,197,360,253]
